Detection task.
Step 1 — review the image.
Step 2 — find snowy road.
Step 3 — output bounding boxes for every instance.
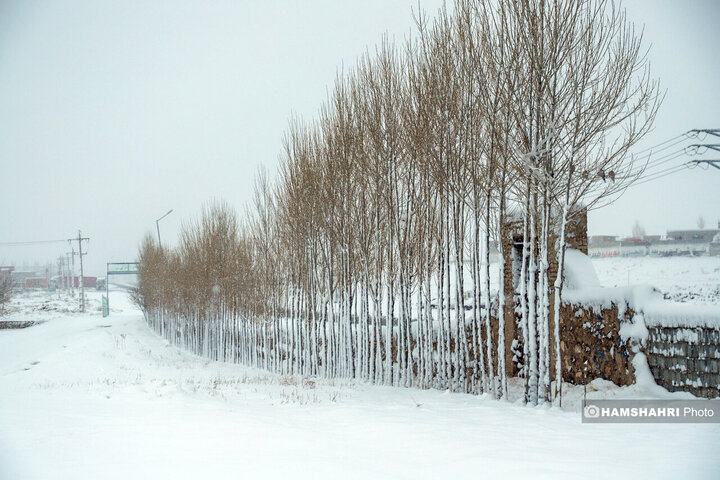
[1,292,718,479]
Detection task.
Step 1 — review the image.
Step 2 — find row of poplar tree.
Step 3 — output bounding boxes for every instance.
[136,0,659,405]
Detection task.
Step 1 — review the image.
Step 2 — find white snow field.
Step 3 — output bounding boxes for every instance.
[591,255,720,305]
[1,289,719,480]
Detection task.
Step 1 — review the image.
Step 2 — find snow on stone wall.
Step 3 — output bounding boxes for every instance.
[645,325,720,398]
[643,303,720,328]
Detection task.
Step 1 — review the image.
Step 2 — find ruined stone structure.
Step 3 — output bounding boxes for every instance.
[499,207,589,381]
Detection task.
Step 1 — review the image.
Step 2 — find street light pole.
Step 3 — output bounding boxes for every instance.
[156,209,174,248]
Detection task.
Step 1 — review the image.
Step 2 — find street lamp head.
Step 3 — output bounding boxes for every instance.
[156,209,174,222]
[156,208,174,248]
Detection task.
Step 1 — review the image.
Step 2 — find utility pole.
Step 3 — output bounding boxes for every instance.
[688,144,720,153]
[68,231,89,312]
[689,160,720,171]
[687,143,720,172]
[689,129,720,139]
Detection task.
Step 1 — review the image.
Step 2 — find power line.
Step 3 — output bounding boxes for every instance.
[590,164,689,196]
[585,161,692,197]
[630,131,691,156]
[595,149,686,185]
[0,239,69,247]
[636,136,689,160]
[619,132,713,183]
[629,164,692,188]
[642,148,686,173]
[583,129,716,199]
[642,163,688,180]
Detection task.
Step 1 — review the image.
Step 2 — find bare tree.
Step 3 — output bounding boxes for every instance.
[632,220,646,238]
[134,0,660,404]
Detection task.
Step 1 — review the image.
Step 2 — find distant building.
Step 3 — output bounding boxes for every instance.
[710,232,720,256]
[71,276,97,288]
[589,222,720,257]
[666,228,720,244]
[0,266,13,278]
[11,271,42,288]
[589,235,619,248]
[25,277,48,289]
[620,237,649,247]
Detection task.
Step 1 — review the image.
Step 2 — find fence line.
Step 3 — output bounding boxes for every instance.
[143,304,500,395]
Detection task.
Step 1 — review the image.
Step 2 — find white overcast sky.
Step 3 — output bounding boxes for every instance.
[1,0,719,276]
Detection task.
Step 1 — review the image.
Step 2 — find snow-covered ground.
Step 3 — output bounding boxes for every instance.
[1,289,718,479]
[591,256,720,305]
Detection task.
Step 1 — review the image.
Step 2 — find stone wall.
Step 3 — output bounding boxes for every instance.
[558,303,634,386]
[646,325,720,398]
